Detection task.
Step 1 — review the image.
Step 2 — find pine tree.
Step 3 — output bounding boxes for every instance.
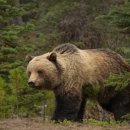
[98,0,130,34]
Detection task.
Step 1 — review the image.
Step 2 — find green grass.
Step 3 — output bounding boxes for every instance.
[83,118,128,127]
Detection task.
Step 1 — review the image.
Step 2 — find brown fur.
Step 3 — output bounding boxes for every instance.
[53,46,130,94]
[26,43,130,121]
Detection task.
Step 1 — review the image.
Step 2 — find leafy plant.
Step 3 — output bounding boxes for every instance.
[105,72,130,91]
[84,118,128,127]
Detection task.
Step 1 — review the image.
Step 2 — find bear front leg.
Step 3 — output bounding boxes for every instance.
[77,94,87,122]
[52,93,82,121]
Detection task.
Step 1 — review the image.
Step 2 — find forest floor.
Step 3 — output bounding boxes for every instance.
[0,118,130,130]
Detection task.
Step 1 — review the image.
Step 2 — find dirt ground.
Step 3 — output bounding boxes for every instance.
[0,118,130,130]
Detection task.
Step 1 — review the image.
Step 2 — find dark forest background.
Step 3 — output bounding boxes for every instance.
[0,0,130,120]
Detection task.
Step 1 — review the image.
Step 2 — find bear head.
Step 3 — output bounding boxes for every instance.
[26,52,62,90]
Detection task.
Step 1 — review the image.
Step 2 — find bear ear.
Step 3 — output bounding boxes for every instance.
[25,55,34,62]
[47,52,57,62]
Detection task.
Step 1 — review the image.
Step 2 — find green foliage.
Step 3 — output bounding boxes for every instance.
[1,46,17,54]
[0,67,55,118]
[0,23,35,43]
[97,1,130,33]
[9,68,27,94]
[83,84,100,98]
[58,119,73,126]
[0,0,24,23]
[108,1,130,28]
[122,113,130,121]
[0,77,6,103]
[116,47,130,58]
[105,72,130,91]
[0,77,11,118]
[0,0,37,45]
[83,118,128,127]
[38,1,76,42]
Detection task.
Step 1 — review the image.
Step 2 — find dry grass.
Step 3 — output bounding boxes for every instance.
[0,118,130,130]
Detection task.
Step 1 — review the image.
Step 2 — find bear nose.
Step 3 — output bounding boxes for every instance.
[28,81,35,87]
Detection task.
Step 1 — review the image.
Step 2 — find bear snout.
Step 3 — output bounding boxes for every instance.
[28,81,35,88]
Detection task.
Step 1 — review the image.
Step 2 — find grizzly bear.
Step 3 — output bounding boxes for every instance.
[26,43,130,121]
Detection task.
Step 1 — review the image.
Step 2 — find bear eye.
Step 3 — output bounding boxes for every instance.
[37,70,43,75]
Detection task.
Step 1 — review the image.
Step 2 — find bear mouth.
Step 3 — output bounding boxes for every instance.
[29,84,43,90]
[29,83,51,90]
